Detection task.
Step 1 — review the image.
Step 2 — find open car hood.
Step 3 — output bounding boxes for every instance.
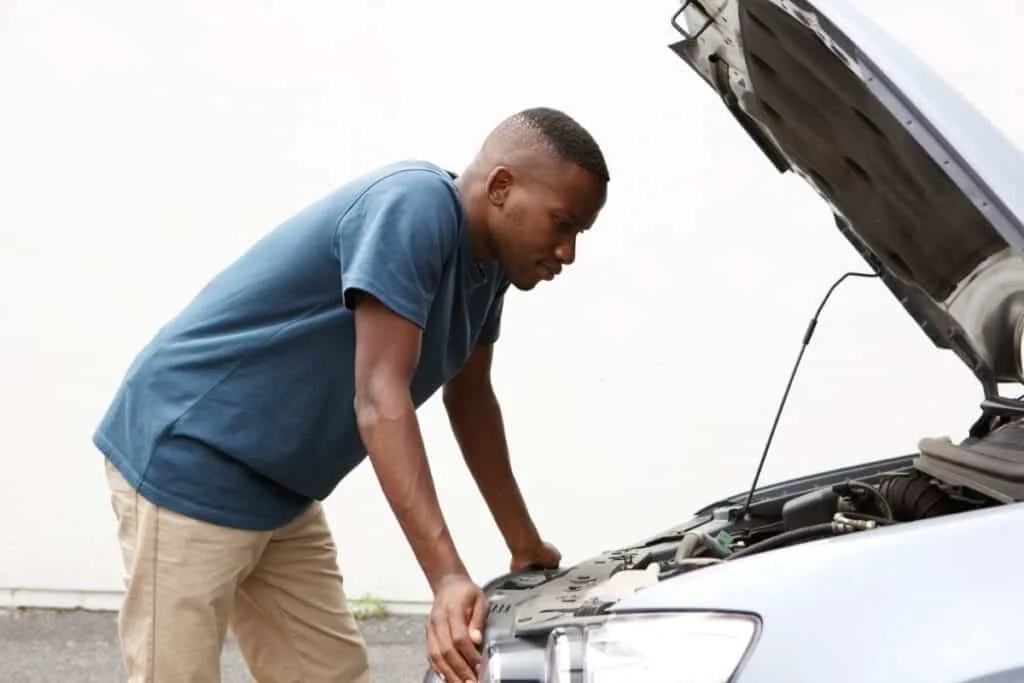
[670,0,1024,397]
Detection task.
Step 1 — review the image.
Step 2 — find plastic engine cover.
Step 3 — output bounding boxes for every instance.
[915,419,1024,503]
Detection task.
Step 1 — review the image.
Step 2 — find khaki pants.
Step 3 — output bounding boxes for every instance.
[105,458,371,683]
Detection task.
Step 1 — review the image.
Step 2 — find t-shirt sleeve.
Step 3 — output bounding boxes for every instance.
[478,279,511,345]
[335,170,461,328]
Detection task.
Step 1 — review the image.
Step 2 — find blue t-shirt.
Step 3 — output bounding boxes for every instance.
[93,160,509,530]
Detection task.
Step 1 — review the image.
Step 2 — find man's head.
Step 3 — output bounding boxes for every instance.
[458,107,609,291]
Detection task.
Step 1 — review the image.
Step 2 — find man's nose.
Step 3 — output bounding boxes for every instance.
[555,235,576,265]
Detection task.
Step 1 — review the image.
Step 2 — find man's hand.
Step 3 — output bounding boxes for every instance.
[427,574,488,683]
[510,540,562,573]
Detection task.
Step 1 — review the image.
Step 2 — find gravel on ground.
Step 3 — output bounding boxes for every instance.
[0,608,428,683]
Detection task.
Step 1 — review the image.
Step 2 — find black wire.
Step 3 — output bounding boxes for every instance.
[726,522,840,560]
[839,479,895,520]
[739,271,879,520]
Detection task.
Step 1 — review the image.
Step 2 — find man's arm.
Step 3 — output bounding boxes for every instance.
[443,343,559,569]
[352,291,467,587]
[351,291,485,682]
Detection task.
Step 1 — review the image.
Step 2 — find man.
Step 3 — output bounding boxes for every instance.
[94,106,609,683]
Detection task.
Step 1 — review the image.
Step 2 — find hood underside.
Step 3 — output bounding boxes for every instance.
[669,0,1024,396]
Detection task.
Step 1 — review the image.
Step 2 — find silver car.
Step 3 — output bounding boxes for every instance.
[425,0,1024,680]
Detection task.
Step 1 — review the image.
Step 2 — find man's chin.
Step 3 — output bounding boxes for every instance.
[510,276,540,292]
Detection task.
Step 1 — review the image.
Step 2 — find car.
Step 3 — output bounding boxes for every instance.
[423,0,1024,681]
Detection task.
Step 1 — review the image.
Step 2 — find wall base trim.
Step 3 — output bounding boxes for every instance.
[0,588,431,616]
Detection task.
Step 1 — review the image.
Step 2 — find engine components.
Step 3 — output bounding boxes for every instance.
[874,472,960,521]
[780,478,894,531]
[915,421,1024,504]
[781,487,842,530]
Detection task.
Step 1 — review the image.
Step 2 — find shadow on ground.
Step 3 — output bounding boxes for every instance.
[0,608,427,682]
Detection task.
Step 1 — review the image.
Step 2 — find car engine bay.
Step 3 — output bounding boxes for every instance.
[481,410,1024,648]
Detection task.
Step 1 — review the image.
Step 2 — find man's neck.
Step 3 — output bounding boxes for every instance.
[454,176,496,263]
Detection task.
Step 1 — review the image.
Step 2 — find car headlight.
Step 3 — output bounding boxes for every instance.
[544,611,760,683]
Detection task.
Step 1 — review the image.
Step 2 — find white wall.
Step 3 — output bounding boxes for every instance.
[2,0,1023,611]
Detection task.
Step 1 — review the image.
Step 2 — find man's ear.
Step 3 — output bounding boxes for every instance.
[486,167,513,207]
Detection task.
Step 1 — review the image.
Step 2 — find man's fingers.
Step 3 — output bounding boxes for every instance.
[428,615,460,683]
[444,605,481,681]
[427,626,456,682]
[450,602,483,668]
[433,608,475,683]
[469,591,488,645]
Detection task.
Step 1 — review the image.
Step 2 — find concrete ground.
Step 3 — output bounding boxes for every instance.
[0,608,428,682]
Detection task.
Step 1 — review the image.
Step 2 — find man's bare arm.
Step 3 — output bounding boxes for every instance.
[351,290,468,589]
[443,343,545,559]
[352,291,488,682]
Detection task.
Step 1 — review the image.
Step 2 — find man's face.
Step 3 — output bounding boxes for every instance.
[486,158,606,291]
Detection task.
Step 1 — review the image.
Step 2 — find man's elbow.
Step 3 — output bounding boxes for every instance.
[354,373,415,433]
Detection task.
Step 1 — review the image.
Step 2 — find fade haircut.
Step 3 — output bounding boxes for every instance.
[503,107,610,183]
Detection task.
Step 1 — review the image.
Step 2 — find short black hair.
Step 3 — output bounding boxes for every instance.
[515,107,610,183]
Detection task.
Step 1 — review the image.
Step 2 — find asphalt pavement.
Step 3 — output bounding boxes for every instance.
[0,608,428,682]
